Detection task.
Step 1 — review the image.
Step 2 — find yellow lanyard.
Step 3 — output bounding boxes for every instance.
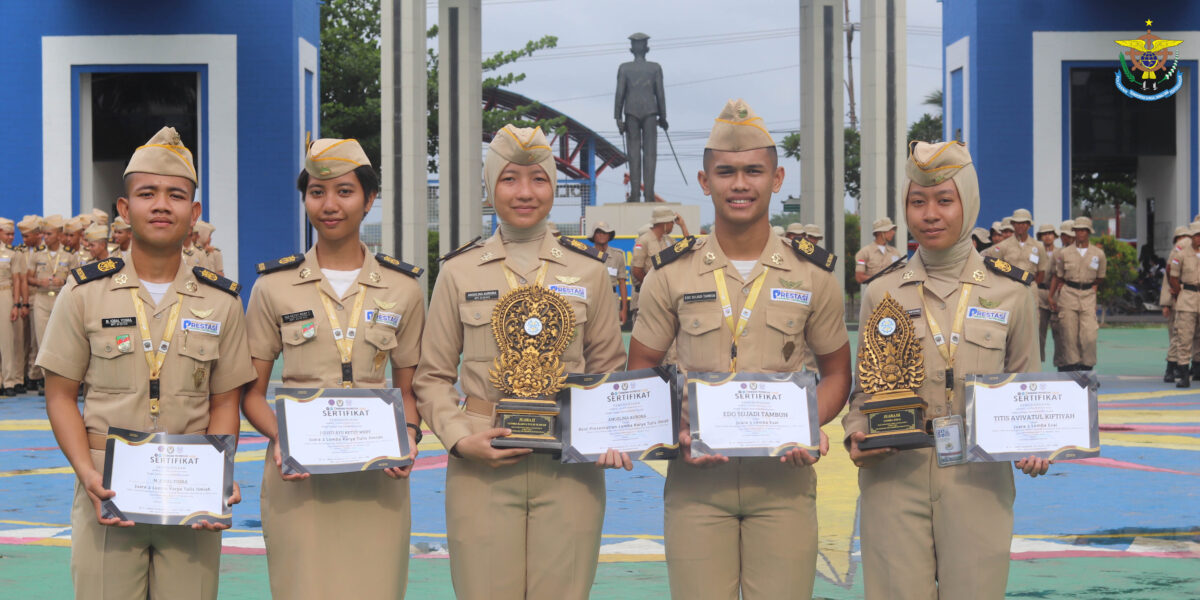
[712,267,769,371]
[916,282,974,410]
[130,289,183,425]
[502,261,550,290]
[318,284,368,388]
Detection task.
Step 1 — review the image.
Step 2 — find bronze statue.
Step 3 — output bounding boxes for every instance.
[615,32,667,203]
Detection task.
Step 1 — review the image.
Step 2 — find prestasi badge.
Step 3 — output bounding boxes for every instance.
[116,334,132,353]
[524,317,543,336]
[877,317,897,337]
[302,322,316,339]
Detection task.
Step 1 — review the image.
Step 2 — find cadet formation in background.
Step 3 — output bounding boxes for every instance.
[33,100,1128,599]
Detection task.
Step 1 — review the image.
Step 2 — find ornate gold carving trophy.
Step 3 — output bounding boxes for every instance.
[489,283,577,453]
[857,293,934,450]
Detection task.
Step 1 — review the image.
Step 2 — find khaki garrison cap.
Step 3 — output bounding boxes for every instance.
[1011,208,1033,223]
[84,224,108,242]
[484,125,558,200]
[785,222,807,235]
[1193,214,1200,224]
[872,217,897,233]
[43,215,65,230]
[305,138,370,181]
[706,99,775,151]
[17,216,40,233]
[0,218,13,232]
[905,140,973,187]
[63,217,84,234]
[111,216,131,232]
[194,220,215,237]
[124,126,197,184]
[91,208,109,225]
[1073,216,1094,233]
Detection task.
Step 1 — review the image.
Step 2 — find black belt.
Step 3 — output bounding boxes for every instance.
[1185,284,1200,292]
[1037,283,1049,290]
[1064,280,1092,290]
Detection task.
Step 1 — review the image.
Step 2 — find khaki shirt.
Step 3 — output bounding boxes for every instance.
[994,235,1041,274]
[631,231,672,279]
[0,244,19,292]
[633,235,848,372]
[29,246,77,294]
[1162,241,1189,307]
[413,232,627,451]
[602,246,627,290]
[843,250,1039,439]
[854,244,904,278]
[246,245,425,387]
[36,259,256,435]
[1169,245,1200,312]
[1037,244,1056,308]
[183,245,211,271]
[73,247,90,266]
[1054,244,1106,310]
[208,248,224,273]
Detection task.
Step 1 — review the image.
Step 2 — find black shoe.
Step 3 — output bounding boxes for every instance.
[0,388,11,397]
[1166,362,1178,383]
[1178,365,1191,388]
[13,384,24,394]
[1057,366,1070,372]
[1191,362,1200,379]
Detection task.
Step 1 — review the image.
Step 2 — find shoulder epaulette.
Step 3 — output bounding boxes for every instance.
[439,236,483,262]
[863,257,908,286]
[193,266,242,296]
[651,236,698,269]
[71,257,123,285]
[983,256,1033,286]
[375,253,423,278]
[256,254,304,274]
[13,244,24,250]
[787,237,837,272]
[558,236,605,262]
[36,245,46,252]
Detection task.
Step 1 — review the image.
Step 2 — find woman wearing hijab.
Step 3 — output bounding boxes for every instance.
[842,141,1049,599]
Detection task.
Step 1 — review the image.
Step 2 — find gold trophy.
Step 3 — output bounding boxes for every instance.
[489,283,577,453]
[857,293,934,450]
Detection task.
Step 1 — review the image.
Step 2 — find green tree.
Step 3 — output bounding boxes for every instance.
[1072,171,1136,217]
[907,113,943,144]
[843,211,861,297]
[778,127,861,201]
[1092,234,1138,319]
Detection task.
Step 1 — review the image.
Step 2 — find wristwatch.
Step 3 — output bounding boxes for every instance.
[406,422,423,444]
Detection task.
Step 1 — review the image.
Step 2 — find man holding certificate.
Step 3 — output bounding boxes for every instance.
[37,127,256,600]
[843,140,1049,599]
[241,137,426,599]
[414,124,626,600]
[626,99,852,599]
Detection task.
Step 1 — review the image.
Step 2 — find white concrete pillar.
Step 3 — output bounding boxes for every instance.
[381,0,429,269]
[436,0,482,255]
[860,0,908,252]
[800,0,846,284]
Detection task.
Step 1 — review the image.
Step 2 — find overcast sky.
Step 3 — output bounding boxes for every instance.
[433,0,945,229]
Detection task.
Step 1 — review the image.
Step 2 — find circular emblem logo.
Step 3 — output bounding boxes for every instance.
[336,399,344,407]
[877,317,897,336]
[621,383,629,390]
[612,384,620,391]
[1029,383,1038,392]
[167,446,175,454]
[328,399,335,406]
[523,317,543,336]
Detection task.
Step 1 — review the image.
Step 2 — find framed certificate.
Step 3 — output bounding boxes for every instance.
[965,372,1100,462]
[276,388,414,475]
[687,371,820,458]
[101,428,235,526]
[558,366,681,463]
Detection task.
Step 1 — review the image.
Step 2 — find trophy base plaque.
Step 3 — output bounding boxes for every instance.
[858,391,934,451]
[491,398,562,453]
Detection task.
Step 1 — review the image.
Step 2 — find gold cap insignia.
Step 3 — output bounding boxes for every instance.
[299,267,311,279]
[994,259,1012,273]
[550,247,564,258]
[972,269,985,282]
[373,298,396,310]
[480,251,495,262]
[190,307,213,318]
[114,273,127,285]
[185,281,198,293]
[770,253,783,265]
[369,272,381,283]
[902,270,914,280]
[704,252,716,265]
[556,275,581,284]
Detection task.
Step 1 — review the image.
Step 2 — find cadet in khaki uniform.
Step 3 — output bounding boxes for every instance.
[37,127,255,600]
[845,141,1047,600]
[81,224,109,264]
[16,216,42,392]
[194,220,224,275]
[0,219,23,395]
[590,221,629,323]
[1049,217,1106,371]
[29,214,77,391]
[993,209,1042,280]
[413,125,626,600]
[1050,219,1075,369]
[1035,223,1058,362]
[111,216,132,258]
[627,100,852,600]
[62,217,88,265]
[1162,227,1191,381]
[784,221,806,241]
[854,217,904,283]
[631,207,687,287]
[241,138,425,599]
[1166,224,1200,387]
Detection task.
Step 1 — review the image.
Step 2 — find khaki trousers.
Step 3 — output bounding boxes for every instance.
[859,447,1014,600]
[1058,300,1098,366]
[0,293,19,388]
[1171,310,1199,364]
[31,292,56,379]
[1166,309,1180,362]
[71,449,221,600]
[13,311,25,385]
[445,453,605,600]
[664,458,818,600]
[1037,306,1051,364]
[260,440,411,599]
[24,311,38,380]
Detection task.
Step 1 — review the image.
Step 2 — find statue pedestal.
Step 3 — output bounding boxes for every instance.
[584,202,701,238]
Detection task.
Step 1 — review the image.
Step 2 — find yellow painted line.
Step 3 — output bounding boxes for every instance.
[0,466,73,478]
[1016,531,1198,540]
[813,420,858,586]
[28,538,71,547]
[1100,410,1200,425]
[598,554,664,563]
[0,519,68,527]
[0,419,51,431]
[1102,432,1200,451]
[1100,389,1199,402]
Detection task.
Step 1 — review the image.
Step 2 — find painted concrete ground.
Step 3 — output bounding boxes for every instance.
[0,327,1197,598]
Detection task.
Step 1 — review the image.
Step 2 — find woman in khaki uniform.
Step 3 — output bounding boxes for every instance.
[1161,227,1190,381]
[1035,223,1058,362]
[241,138,425,599]
[413,124,626,600]
[844,141,1050,600]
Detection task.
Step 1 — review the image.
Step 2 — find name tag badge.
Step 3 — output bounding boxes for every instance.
[607,267,619,276]
[548,284,587,300]
[375,311,401,328]
[933,415,967,467]
[102,316,137,328]
[465,290,499,302]
[282,310,315,324]
[890,255,900,263]
[1029,253,1039,264]
[683,291,717,303]
[966,306,1009,325]
[1089,256,1100,270]
[181,318,221,336]
[770,288,812,305]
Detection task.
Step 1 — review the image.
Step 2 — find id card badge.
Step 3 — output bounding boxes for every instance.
[933,415,967,467]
